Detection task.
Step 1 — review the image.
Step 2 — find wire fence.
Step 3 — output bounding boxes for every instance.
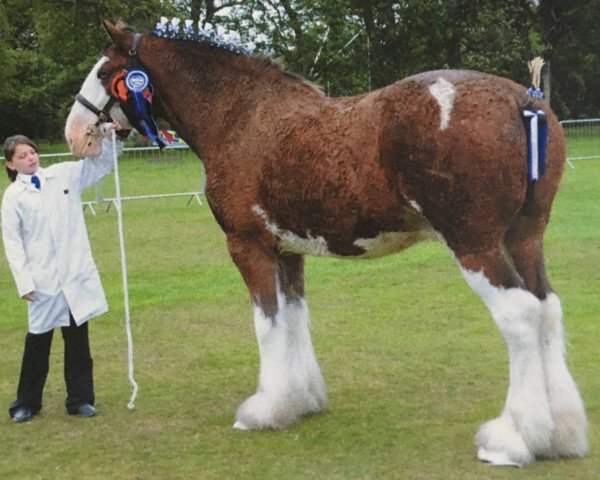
[561,118,600,161]
[32,119,600,213]
[39,145,205,214]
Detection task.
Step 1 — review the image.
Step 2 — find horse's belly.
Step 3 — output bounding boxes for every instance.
[351,231,431,258]
[252,204,432,258]
[278,230,431,258]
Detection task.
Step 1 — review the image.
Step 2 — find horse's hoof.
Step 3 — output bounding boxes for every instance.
[477,447,524,467]
[233,420,250,430]
[234,392,293,430]
[475,417,534,467]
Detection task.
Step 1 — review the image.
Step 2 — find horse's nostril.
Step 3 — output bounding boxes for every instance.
[87,141,92,147]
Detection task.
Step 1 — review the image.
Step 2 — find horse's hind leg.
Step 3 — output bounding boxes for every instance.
[227,236,327,430]
[505,220,588,460]
[536,293,588,459]
[458,247,552,467]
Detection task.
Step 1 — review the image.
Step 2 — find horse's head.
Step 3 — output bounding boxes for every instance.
[65,21,136,156]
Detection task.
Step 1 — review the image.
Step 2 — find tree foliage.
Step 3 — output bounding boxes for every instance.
[0,0,176,140]
[538,0,600,118]
[1,0,598,141]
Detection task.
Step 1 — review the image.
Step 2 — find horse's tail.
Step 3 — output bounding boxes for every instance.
[515,102,565,215]
[513,57,565,214]
[502,79,566,298]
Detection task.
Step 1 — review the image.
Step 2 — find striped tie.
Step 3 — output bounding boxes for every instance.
[31,175,41,190]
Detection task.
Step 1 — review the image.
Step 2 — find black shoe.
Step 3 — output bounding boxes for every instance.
[12,407,33,423]
[77,403,97,418]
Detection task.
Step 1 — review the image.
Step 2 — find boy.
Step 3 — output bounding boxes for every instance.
[2,124,122,422]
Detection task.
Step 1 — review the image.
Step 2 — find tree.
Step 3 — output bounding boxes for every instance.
[538,0,600,118]
[0,0,176,140]
[0,3,17,103]
[2,0,598,141]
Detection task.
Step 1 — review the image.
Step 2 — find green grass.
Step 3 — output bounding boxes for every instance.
[0,150,599,479]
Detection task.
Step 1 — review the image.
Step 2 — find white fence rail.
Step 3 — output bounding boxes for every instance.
[12,119,598,219]
[39,145,205,215]
[560,118,600,161]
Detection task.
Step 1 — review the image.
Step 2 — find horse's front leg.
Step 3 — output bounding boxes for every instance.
[227,236,327,430]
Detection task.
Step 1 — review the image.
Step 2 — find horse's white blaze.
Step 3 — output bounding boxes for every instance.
[79,56,111,109]
[252,205,332,256]
[65,58,109,133]
[462,268,551,466]
[65,56,129,157]
[429,77,456,131]
[234,278,327,430]
[65,56,111,156]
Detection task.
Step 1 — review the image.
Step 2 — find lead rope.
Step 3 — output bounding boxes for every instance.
[111,129,139,409]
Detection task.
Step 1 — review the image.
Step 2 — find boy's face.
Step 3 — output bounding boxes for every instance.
[7,144,39,175]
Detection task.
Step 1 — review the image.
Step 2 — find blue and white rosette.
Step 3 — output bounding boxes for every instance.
[124,69,164,147]
[125,69,149,93]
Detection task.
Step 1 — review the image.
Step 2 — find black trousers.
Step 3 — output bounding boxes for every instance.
[9,314,94,417]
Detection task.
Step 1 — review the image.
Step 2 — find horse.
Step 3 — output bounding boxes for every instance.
[65,20,587,467]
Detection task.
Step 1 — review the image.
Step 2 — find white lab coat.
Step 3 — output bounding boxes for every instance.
[2,138,122,334]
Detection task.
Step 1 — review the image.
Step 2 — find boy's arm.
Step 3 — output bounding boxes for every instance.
[78,136,124,191]
[1,193,35,297]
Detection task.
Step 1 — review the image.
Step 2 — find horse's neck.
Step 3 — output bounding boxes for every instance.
[140,39,322,162]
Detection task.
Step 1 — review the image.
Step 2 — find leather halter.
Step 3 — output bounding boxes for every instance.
[74,33,143,126]
[74,93,116,125]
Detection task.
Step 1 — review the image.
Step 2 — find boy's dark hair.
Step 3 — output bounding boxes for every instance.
[3,135,39,182]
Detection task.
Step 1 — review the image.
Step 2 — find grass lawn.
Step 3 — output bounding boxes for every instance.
[0,148,599,479]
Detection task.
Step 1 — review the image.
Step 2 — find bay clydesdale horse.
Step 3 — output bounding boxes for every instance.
[64,21,587,466]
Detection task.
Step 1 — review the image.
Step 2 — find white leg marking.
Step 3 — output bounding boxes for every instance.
[252,205,332,256]
[428,77,456,130]
[234,281,327,430]
[462,269,552,466]
[408,200,422,213]
[537,293,588,458]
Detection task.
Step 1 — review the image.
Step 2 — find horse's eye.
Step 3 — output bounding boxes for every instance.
[97,71,109,80]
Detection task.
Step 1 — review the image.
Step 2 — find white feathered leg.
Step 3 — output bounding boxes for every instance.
[536,293,588,458]
[234,282,327,430]
[462,269,553,467]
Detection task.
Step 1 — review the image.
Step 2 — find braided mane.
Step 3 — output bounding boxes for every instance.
[146,18,322,95]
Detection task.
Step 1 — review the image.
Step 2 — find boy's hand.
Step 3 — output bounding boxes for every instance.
[100,121,123,139]
[22,292,34,301]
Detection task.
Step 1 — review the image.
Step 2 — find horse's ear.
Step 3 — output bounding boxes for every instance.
[102,19,131,51]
